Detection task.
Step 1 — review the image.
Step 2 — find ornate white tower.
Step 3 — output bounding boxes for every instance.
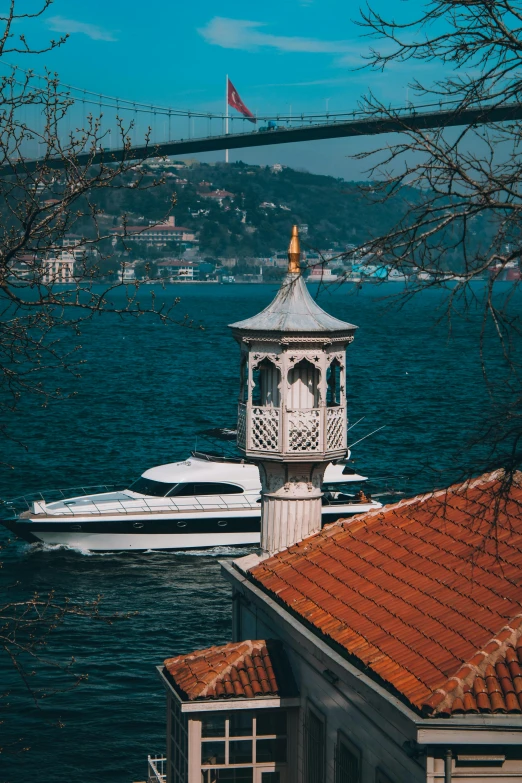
[230,226,357,556]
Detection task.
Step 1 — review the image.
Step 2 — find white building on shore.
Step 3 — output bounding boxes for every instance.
[42,252,75,284]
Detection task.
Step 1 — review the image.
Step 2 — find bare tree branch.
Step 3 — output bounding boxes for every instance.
[333,0,522,484]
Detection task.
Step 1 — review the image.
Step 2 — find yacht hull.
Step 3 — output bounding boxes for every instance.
[4,506,373,551]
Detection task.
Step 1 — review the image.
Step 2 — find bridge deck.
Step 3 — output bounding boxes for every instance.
[6,102,522,173]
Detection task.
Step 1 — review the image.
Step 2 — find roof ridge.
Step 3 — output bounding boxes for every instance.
[422,614,522,714]
[299,469,521,548]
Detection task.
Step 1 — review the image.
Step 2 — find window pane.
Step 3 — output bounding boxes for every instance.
[229,740,252,764]
[230,711,253,737]
[304,710,325,783]
[201,771,253,783]
[256,738,287,763]
[256,710,286,736]
[336,740,360,783]
[201,741,225,766]
[170,483,195,497]
[201,714,226,738]
[195,483,244,495]
[128,476,175,497]
[261,775,281,783]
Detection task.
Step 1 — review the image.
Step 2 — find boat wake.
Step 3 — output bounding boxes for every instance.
[26,541,257,558]
[171,545,258,558]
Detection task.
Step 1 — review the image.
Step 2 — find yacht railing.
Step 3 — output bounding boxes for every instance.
[147,755,166,783]
[0,484,128,519]
[1,475,409,520]
[1,486,262,519]
[41,494,262,517]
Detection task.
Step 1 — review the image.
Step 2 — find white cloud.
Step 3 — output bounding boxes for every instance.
[198,17,349,54]
[46,16,116,42]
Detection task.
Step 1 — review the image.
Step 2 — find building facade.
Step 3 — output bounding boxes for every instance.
[111,217,196,248]
[41,252,75,284]
[157,473,522,783]
[157,260,199,281]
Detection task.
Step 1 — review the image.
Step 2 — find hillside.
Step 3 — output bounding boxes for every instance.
[95,160,412,260]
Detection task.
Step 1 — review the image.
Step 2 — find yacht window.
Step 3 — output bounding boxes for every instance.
[322,482,364,494]
[169,483,244,497]
[169,483,195,497]
[128,477,176,497]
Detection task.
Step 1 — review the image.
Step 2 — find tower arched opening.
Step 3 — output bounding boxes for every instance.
[326,358,342,407]
[252,358,281,407]
[287,358,320,409]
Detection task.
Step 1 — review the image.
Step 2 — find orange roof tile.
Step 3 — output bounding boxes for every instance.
[248,471,522,713]
[164,640,291,701]
[424,621,522,715]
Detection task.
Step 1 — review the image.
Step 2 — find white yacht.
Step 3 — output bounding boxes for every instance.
[0,452,382,551]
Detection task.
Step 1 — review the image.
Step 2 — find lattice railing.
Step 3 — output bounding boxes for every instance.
[237,403,247,449]
[286,408,321,452]
[251,406,280,451]
[326,406,345,451]
[241,405,346,455]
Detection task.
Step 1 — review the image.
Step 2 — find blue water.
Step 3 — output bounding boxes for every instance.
[0,283,517,782]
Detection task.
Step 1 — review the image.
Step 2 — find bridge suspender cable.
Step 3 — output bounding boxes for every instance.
[225,74,229,164]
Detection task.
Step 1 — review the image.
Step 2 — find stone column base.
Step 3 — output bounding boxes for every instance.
[258,461,328,556]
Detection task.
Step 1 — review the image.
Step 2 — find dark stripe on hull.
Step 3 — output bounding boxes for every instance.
[6,511,350,538]
[1,518,39,543]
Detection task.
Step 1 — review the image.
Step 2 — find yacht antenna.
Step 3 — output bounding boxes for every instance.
[348,425,385,450]
[347,416,365,432]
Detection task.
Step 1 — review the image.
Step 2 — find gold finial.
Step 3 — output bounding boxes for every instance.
[287,224,301,273]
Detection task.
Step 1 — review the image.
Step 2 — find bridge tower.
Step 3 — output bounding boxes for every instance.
[230,226,357,556]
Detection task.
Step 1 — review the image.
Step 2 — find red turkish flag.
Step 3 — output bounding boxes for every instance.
[227,78,256,124]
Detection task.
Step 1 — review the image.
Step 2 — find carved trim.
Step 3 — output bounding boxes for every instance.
[239,333,355,344]
[250,354,281,374]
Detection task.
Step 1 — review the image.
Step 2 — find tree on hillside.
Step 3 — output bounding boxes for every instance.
[343,0,522,482]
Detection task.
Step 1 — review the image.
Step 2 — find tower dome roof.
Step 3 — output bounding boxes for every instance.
[230,274,357,334]
[229,226,357,336]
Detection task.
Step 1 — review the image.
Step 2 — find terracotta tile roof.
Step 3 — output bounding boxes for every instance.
[424,620,522,715]
[164,640,291,701]
[248,471,522,714]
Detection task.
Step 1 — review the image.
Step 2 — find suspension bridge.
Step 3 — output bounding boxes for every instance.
[4,63,522,173]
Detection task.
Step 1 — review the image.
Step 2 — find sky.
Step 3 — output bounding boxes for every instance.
[8,0,436,178]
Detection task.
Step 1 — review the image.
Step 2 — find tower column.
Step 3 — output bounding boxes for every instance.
[258,461,328,555]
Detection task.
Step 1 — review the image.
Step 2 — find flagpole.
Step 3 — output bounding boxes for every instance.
[225,74,229,164]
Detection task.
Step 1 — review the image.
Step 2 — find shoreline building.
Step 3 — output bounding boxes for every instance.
[110,217,196,249]
[154,227,522,783]
[157,260,199,282]
[41,251,75,284]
